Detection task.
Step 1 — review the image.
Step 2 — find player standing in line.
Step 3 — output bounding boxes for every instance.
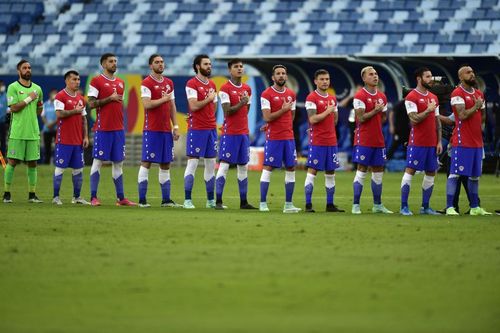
[351,66,393,214]
[137,54,182,208]
[183,54,218,209]
[3,59,43,203]
[399,67,442,215]
[215,58,257,210]
[87,53,136,206]
[304,69,345,213]
[259,65,301,213]
[52,70,90,205]
[445,65,491,216]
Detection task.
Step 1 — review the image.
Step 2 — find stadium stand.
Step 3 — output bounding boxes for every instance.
[0,0,499,75]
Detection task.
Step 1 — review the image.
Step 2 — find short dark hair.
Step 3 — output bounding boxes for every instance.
[272,64,287,75]
[314,69,329,79]
[100,53,116,65]
[227,58,243,69]
[17,59,29,70]
[193,54,210,74]
[64,70,80,80]
[414,67,431,81]
[149,54,162,65]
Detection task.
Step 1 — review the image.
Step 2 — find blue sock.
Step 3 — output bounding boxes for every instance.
[161,180,170,202]
[326,186,335,205]
[371,180,382,205]
[53,174,63,197]
[72,172,82,198]
[401,184,410,208]
[467,178,479,208]
[138,180,148,202]
[114,175,124,200]
[238,178,248,202]
[285,181,295,202]
[305,183,313,205]
[422,185,433,209]
[353,181,363,205]
[216,176,226,202]
[446,176,459,208]
[184,174,194,200]
[205,176,215,201]
[260,181,269,202]
[90,171,100,199]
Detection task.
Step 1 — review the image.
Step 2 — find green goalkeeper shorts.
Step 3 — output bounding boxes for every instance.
[7,138,40,161]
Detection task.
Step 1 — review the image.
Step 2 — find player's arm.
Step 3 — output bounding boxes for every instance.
[438,114,454,126]
[55,99,84,118]
[306,101,334,124]
[406,100,436,124]
[435,115,443,154]
[453,95,483,120]
[87,84,121,109]
[353,98,383,123]
[186,86,215,112]
[219,90,248,116]
[82,115,89,148]
[8,90,39,113]
[169,99,180,141]
[261,97,291,122]
[141,85,173,110]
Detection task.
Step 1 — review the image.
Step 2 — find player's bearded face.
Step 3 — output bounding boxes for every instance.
[104,58,117,73]
[273,70,287,87]
[464,76,477,87]
[19,65,31,80]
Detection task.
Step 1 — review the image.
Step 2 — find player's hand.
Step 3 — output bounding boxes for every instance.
[83,137,89,148]
[74,104,85,114]
[281,99,293,112]
[436,141,443,155]
[28,91,38,102]
[206,90,216,102]
[110,91,122,102]
[325,101,336,114]
[373,101,385,113]
[427,99,437,113]
[172,128,180,141]
[473,96,483,111]
[259,124,268,132]
[240,91,249,105]
[162,91,173,102]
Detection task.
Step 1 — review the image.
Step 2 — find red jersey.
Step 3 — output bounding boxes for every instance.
[352,87,387,147]
[185,76,217,130]
[305,90,338,146]
[87,74,125,131]
[141,75,175,132]
[405,89,440,147]
[261,86,296,141]
[218,80,251,135]
[54,89,86,146]
[450,85,485,148]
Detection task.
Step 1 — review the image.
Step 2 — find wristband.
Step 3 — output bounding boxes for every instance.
[23,96,33,104]
[173,125,179,129]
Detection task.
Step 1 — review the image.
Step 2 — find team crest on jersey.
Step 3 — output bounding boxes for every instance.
[104,83,110,87]
[367,98,372,102]
[269,157,274,162]
[59,159,64,164]
[232,90,237,94]
[150,153,155,158]
[99,150,104,156]
[286,96,293,102]
[459,166,464,171]
[226,153,231,158]
[360,155,365,160]
[195,147,200,153]
[166,84,171,91]
[313,159,318,165]
[274,96,280,100]
[154,85,160,89]
[413,160,419,165]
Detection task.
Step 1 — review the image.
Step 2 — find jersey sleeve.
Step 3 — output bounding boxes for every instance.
[435,106,440,115]
[87,78,99,98]
[170,90,176,100]
[405,100,418,113]
[6,84,18,106]
[140,85,151,98]
[260,97,270,110]
[54,99,65,111]
[305,100,317,110]
[186,86,198,100]
[450,95,465,105]
[218,90,230,104]
[353,98,366,110]
[291,100,296,111]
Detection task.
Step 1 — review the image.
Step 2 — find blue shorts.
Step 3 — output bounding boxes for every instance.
[93,130,125,162]
[264,139,296,168]
[352,145,386,167]
[406,146,438,172]
[306,145,340,171]
[186,129,217,158]
[55,144,84,169]
[450,147,483,177]
[219,134,250,165]
[142,131,174,164]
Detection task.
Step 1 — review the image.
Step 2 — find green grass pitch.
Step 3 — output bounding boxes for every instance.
[1,165,499,333]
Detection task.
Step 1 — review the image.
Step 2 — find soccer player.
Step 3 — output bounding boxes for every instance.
[259,65,301,213]
[351,66,393,214]
[445,65,491,216]
[215,58,257,210]
[87,53,136,206]
[137,54,182,208]
[183,54,218,209]
[304,69,345,213]
[52,70,90,205]
[399,67,442,215]
[3,59,43,203]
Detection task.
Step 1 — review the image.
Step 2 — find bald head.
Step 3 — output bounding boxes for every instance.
[458,65,476,87]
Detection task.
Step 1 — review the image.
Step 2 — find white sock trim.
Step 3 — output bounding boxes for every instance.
[112,161,123,179]
[305,173,315,186]
[71,168,83,176]
[325,174,335,188]
[401,172,413,188]
[204,158,216,181]
[422,175,434,190]
[372,172,383,185]
[448,173,459,179]
[285,171,295,184]
[354,170,367,184]
[159,169,170,184]
[90,159,103,175]
[216,162,230,180]
[184,158,199,178]
[54,167,64,177]
[260,169,272,183]
[138,166,149,183]
[237,164,248,181]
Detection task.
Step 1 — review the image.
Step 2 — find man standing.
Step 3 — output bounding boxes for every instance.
[41,88,58,164]
[445,65,491,216]
[304,69,345,213]
[399,67,442,215]
[87,53,136,206]
[137,54,182,208]
[3,59,43,203]
[183,54,218,209]
[351,66,392,214]
[215,58,257,210]
[259,65,301,213]
[52,70,90,205]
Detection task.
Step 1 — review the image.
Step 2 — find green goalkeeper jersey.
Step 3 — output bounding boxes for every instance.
[7,81,43,140]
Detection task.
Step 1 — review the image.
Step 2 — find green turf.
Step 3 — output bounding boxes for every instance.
[1,165,499,333]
